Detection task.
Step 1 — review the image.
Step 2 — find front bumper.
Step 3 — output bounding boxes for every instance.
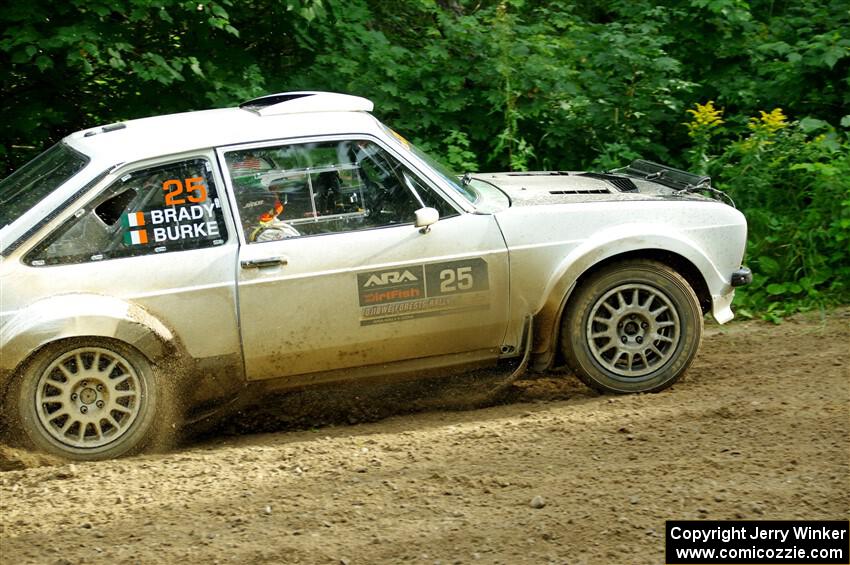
[731,267,753,287]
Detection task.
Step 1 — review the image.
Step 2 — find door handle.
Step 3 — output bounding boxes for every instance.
[240,256,288,269]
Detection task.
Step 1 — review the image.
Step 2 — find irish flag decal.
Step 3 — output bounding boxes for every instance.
[124,229,149,245]
[122,211,145,228]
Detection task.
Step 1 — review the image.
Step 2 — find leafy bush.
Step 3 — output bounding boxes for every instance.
[696,107,850,321]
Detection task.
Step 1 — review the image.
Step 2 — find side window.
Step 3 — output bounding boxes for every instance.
[225,140,457,243]
[26,158,227,266]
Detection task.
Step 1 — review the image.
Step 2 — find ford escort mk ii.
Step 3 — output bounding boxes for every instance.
[0,92,750,459]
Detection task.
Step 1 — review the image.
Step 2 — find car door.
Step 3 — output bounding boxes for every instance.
[218,136,510,381]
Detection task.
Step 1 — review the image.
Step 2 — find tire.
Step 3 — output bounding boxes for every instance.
[10,338,171,460]
[560,260,703,393]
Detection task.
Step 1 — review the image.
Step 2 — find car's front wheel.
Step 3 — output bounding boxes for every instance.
[561,260,703,393]
[11,338,171,460]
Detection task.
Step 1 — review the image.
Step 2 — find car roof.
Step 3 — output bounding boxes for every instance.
[64,92,382,166]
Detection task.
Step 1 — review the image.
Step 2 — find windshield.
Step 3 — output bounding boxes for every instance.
[380,126,477,205]
[381,126,510,212]
[0,143,89,229]
[408,144,479,205]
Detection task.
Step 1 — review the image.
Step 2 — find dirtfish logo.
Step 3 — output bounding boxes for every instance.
[363,270,419,287]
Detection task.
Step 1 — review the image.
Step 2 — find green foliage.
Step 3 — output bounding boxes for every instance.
[0,0,322,169]
[442,131,479,173]
[704,110,850,320]
[2,0,848,316]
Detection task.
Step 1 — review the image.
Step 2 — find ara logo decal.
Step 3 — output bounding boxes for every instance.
[356,259,491,319]
[357,266,425,306]
[363,270,419,287]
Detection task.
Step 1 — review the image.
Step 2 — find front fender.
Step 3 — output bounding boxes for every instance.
[0,293,182,375]
[530,224,729,359]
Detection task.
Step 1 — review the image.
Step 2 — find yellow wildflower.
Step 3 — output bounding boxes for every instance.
[685,101,725,138]
[748,108,788,133]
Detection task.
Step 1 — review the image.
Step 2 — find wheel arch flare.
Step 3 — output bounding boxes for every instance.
[1,293,182,385]
[529,230,720,371]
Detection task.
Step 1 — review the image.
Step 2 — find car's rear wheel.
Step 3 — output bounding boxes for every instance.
[561,260,703,393]
[11,338,171,460]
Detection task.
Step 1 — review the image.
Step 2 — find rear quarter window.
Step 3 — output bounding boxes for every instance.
[25,158,227,266]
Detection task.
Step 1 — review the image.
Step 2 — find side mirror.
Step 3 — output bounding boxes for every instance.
[414,207,439,233]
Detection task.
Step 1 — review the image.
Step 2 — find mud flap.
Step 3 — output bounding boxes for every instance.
[490,315,534,396]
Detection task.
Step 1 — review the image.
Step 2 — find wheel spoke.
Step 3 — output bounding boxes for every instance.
[100,358,118,378]
[44,377,69,392]
[110,375,132,390]
[58,363,76,381]
[631,288,639,306]
[93,421,104,440]
[48,410,69,423]
[75,353,86,373]
[592,315,612,326]
[654,334,674,343]
[106,413,121,430]
[59,417,75,434]
[650,305,669,318]
[611,350,625,366]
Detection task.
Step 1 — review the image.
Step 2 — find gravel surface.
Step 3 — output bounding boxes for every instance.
[1,309,848,564]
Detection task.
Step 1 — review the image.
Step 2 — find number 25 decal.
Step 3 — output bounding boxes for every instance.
[163,177,208,206]
[439,266,474,293]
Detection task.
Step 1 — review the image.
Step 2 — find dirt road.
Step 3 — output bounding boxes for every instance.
[1,310,848,564]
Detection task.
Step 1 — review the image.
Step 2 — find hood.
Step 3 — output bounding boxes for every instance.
[472,171,709,206]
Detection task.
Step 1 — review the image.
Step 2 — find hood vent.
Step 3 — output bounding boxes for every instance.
[549,188,610,194]
[578,173,638,193]
[505,171,570,176]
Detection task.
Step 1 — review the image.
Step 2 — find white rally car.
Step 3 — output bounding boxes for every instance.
[0,92,750,459]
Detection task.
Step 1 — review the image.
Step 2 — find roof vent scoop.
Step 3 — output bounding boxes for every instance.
[239,91,374,116]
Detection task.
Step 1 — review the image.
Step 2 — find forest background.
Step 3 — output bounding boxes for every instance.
[1,0,848,319]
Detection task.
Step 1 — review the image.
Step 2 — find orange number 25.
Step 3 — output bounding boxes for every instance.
[163,177,208,206]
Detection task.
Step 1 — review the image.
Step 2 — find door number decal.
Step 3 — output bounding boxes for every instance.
[357,259,490,325]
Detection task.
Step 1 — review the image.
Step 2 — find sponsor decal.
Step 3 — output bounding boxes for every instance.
[387,128,411,150]
[149,202,220,224]
[122,211,145,228]
[124,229,149,245]
[425,258,489,297]
[357,266,425,307]
[151,221,219,242]
[122,175,222,246]
[162,176,208,206]
[357,259,490,325]
[122,210,148,246]
[363,270,419,287]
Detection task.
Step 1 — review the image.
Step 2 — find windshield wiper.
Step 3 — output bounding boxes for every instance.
[461,172,472,187]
